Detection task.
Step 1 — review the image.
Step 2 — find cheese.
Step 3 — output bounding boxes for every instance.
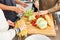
[15,19,27,37]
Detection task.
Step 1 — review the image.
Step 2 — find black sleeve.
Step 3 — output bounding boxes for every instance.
[0,0,4,4]
[32,3,38,12]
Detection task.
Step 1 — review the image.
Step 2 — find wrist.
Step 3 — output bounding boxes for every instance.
[15,28,20,34]
[47,9,52,13]
[8,6,16,12]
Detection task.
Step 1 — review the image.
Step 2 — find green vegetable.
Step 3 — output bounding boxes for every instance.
[24,9,33,17]
[29,15,35,21]
[36,18,47,29]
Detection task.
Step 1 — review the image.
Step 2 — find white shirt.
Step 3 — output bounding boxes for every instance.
[0,9,16,40]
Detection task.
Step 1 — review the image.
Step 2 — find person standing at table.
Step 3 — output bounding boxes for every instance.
[0,9,27,40]
[0,0,27,28]
[33,0,60,23]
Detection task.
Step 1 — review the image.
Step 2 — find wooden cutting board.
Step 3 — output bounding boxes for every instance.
[15,14,56,36]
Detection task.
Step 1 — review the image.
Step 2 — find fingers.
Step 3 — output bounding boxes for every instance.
[7,20,15,27]
[21,3,28,8]
[15,7,25,14]
[22,4,28,8]
[38,11,48,15]
[35,12,42,16]
[19,8,24,13]
[34,1,39,8]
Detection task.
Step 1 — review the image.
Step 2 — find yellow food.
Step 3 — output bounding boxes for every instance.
[15,19,27,37]
[44,14,54,27]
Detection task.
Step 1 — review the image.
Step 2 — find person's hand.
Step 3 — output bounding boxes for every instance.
[7,20,15,27]
[14,7,24,14]
[39,10,48,15]
[21,2,28,7]
[19,23,27,31]
[34,1,39,9]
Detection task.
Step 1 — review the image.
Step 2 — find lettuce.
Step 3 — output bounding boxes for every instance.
[29,15,35,21]
[24,9,33,17]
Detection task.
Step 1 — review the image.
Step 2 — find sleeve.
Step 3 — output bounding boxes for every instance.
[47,0,60,13]
[0,29,16,40]
[0,9,18,40]
[48,5,60,13]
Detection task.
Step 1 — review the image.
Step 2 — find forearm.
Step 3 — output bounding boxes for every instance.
[48,5,60,13]
[0,3,16,12]
[15,0,21,4]
[15,0,25,5]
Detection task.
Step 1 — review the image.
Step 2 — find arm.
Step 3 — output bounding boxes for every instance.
[39,5,60,15]
[0,9,16,40]
[48,5,60,13]
[0,9,26,40]
[39,0,60,15]
[0,27,26,40]
[15,0,23,4]
[0,3,24,13]
[0,28,21,40]
[15,0,27,7]
[47,0,60,13]
[0,3,16,12]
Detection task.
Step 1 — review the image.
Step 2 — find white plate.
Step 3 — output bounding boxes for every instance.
[25,34,51,40]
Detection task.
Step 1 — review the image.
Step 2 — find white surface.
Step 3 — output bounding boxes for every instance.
[25,34,51,40]
[0,9,9,32]
[0,9,16,40]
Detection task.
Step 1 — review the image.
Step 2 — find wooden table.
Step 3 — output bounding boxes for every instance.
[15,14,56,38]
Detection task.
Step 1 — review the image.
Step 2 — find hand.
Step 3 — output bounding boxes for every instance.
[21,2,28,7]
[39,10,48,15]
[7,20,15,27]
[34,1,39,9]
[14,7,24,14]
[19,23,27,31]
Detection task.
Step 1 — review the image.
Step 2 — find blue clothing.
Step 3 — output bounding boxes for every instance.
[0,0,18,22]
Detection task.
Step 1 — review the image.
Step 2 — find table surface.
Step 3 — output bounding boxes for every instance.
[13,3,60,40]
[13,22,60,40]
[49,22,60,40]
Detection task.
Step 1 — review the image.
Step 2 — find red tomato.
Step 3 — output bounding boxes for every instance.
[31,19,37,26]
[33,23,37,26]
[32,19,37,23]
[35,14,40,19]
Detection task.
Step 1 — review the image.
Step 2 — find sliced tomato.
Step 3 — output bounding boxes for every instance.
[35,14,40,19]
[31,19,37,26]
[33,23,37,26]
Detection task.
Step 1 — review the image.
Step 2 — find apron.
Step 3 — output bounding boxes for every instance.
[0,0,18,22]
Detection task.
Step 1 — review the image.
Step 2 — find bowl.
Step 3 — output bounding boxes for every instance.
[25,34,51,40]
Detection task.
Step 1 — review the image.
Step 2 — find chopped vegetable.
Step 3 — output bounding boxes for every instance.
[35,14,40,19]
[29,15,35,21]
[24,9,33,17]
[31,19,37,26]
